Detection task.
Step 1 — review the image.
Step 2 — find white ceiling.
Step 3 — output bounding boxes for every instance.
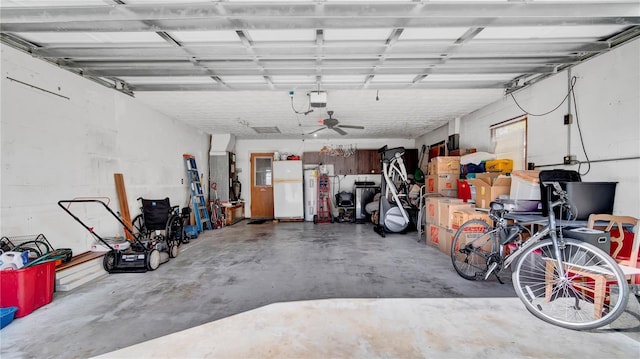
[1,0,638,139]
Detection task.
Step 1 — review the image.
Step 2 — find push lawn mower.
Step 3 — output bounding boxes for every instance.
[59,199,163,273]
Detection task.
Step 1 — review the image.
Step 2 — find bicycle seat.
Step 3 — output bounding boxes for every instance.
[490,201,505,212]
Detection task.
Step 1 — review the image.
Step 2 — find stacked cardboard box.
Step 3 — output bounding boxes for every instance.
[425,156,460,198]
[451,209,492,230]
[424,197,481,256]
[427,223,453,255]
[426,174,457,197]
[467,173,511,209]
[425,198,460,253]
[424,197,493,258]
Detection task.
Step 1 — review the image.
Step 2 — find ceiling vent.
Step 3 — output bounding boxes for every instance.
[252,126,281,134]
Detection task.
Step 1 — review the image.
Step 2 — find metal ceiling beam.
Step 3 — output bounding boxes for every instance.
[83,64,556,77]
[29,41,610,60]
[70,56,578,71]
[2,2,638,32]
[129,80,508,92]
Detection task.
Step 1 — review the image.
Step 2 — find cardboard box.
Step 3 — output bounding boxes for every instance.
[424,222,429,244]
[426,197,463,225]
[452,209,492,230]
[439,227,454,255]
[430,156,460,174]
[427,224,453,255]
[426,174,457,193]
[426,198,439,224]
[451,230,492,265]
[426,162,435,176]
[427,223,440,248]
[468,174,511,209]
[438,203,475,229]
[450,215,493,265]
[473,172,500,184]
[426,175,458,197]
[438,189,458,198]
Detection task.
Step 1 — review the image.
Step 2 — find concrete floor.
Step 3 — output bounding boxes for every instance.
[1,221,638,358]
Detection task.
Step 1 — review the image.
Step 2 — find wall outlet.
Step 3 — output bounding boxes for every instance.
[563,113,573,125]
[563,155,577,165]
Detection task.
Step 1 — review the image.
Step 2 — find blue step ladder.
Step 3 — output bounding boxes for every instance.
[183,154,212,233]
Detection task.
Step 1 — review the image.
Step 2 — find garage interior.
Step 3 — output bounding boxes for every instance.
[1,1,639,358]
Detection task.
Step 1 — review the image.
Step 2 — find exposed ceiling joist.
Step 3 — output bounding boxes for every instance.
[128,80,509,92]
[1,1,638,139]
[28,40,611,60]
[2,2,638,32]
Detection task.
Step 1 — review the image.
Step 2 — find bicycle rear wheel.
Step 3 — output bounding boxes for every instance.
[450,219,496,280]
[512,238,628,330]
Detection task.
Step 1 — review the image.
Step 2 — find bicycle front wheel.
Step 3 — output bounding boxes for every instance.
[450,219,496,280]
[512,238,628,330]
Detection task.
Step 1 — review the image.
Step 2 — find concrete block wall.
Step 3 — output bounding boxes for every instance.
[1,44,210,255]
[458,38,640,217]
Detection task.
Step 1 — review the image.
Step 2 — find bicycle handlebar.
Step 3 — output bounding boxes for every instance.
[540,181,578,220]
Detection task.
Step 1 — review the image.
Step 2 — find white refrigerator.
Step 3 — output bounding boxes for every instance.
[273,160,304,219]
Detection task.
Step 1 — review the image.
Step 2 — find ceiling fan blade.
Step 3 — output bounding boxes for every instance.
[332,127,348,136]
[338,125,365,130]
[309,127,327,135]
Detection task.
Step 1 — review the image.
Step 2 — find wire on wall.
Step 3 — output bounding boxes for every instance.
[572,83,591,176]
[510,76,577,117]
[512,76,593,176]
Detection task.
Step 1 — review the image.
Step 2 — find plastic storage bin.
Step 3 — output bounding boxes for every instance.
[0,306,18,329]
[510,170,541,200]
[563,182,617,220]
[539,170,581,216]
[543,181,617,220]
[485,159,513,174]
[0,261,55,318]
[562,227,610,255]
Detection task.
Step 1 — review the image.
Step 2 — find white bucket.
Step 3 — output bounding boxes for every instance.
[0,251,29,270]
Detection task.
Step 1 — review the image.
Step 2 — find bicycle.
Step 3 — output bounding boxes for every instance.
[450,181,629,330]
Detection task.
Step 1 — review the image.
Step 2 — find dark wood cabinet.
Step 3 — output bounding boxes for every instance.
[303,151,320,165]
[304,148,417,176]
[335,153,357,175]
[356,149,381,174]
[303,151,356,175]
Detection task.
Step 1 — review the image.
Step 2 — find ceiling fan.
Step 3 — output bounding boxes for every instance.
[309,111,365,136]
